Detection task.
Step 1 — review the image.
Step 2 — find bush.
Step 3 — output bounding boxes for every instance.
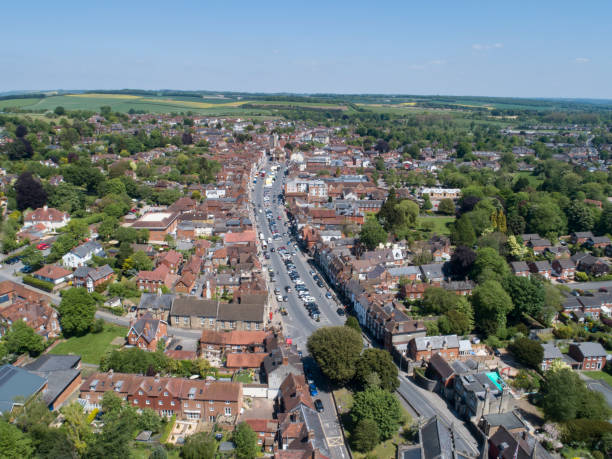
[575,271,589,282]
[562,419,612,448]
[352,418,380,452]
[91,318,105,333]
[22,275,54,292]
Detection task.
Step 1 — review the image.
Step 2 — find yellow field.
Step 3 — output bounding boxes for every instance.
[139,98,249,109]
[67,93,142,100]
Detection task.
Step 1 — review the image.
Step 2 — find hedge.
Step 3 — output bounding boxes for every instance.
[22,275,54,292]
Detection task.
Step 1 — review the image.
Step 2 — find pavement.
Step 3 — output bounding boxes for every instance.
[252,161,349,459]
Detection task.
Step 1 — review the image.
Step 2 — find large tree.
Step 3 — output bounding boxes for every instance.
[509,338,543,369]
[451,214,476,247]
[307,326,362,385]
[438,198,456,215]
[359,218,388,250]
[3,320,45,356]
[181,432,217,459]
[471,247,510,283]
[471,280,514,336]
[502,275,545,322]
[58,288,96,337]
[0,420,34,458]
[15,172,47,211]
[449,245,476,279]
[233,422,259,459]
[350,387,403,440]
[352,418,380,452]
[354,348,399,392]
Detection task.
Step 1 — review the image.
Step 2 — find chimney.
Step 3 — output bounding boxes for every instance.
[43,205,48,211]
[108,369,114,379]
[154,373,160,382]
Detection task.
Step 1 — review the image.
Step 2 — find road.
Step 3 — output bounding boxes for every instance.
[397,375,479,449]
[252,161,349,459]
[570,280,612,291]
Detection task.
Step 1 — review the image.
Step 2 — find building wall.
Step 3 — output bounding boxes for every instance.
[50,373,82,410]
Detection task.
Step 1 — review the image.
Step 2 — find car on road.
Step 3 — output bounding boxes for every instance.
[20,265,34,274]
[309,383,318,396]
[285,286,292,292]
[317,281,325,288]
[5,257,21,264]
[325,292,332,299]
[282,295,288,302]
[277,295,283,302]
[336,307,345,316]
[314,399,324,412]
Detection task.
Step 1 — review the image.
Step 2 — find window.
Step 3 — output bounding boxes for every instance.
[245,322,251,330]
[171,401,175,406]
[197,403,201,408]
[225,400,230,404]
[183,317,189,324]
[209,415,215,422]
[185,402,189,408]
[133,400,138,404]
[201,318,206,325]
[138,390,143,395]
[209,318,214,326]
[255,322,260,330]
[163,391,168,396]
[158,400,163,405]
[225,407,231,415]
[209,405,214,411]
[146,400,150,405]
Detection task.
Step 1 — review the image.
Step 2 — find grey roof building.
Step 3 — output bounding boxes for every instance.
[0,364,47,414]
[23,355,81,410]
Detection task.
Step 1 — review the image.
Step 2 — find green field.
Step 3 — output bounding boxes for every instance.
[50,323,127,364]
[516,171,544,187]
[417,216,455,235]
[586,371,612,386]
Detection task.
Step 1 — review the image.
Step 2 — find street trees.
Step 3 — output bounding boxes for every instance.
[350,387,403,440]
[307,326,362,385]
[58,288,96,337]
[354,348,399,392]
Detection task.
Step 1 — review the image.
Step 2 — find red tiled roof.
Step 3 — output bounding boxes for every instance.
[224,230,256,244]
[33,264,72,280]
[225,353,267,369]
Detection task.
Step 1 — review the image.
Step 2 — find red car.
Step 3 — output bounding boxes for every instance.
[36,243,50,250]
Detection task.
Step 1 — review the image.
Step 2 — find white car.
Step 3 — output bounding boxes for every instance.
[276,294,283,302]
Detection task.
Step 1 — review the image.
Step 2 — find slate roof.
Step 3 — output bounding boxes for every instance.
[23,355,80,372]
[420,415,479,459]
[413,335,459,351]
[131,315,165,344]
[571,342,607,357]
[171,297,218,317]
[482,411,525,431]
[138,292,174,311]
[70,241,103,258]
[0,364,47,414]
[541,343,563,360]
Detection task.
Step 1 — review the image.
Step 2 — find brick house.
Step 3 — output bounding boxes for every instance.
[586,236,612,249]
[170,297,265,331]
[541,343,564,371]
[137,265,171,292]
[244,419,278,453]
[73,265,114,292]
[158,250,183,274]
[568,342,607,370]
[408,335,460,362]
[401,282,428,300]
[174,272,198,294]
[79,372,242,422]
[528,260,552,279]
[510,261,530,277]
[552,258,576,280]
[0,300,60,339]
[199,330,269,362]
[127,314,168,351]
[131,212,179,244]
[571,231,594,245]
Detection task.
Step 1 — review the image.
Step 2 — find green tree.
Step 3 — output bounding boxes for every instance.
[438,198,455,215]
[15,172,47,211]
[123,250,153,271]
[352,418,380,452]
[181,432,217,459]
[502,275,545,321]
[233,422,259,459]
[307,326,362,385]
[97,217,119,241]
[456,141,472,158]
[0,420,34,459]
[422,193,432,211]
[20,245,44,270]
[451,214,476,246]
[60,402,92,455]
[58,287,96,336]
[149,446,168,459]
[471,280,514,336]
[471,247,510,283]
[509,338,543,369]
[345,316,361,334]
[359,218,388,250]
[350,387,403,440]
[566,200,596,233]
[354,348,399,392]
[3,320,45,356]
[54,106,66,115]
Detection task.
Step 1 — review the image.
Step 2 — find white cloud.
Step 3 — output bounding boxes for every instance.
[575,57,590,63]
[472,43,503,51]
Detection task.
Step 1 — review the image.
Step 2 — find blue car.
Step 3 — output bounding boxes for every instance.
[309,383,318,396]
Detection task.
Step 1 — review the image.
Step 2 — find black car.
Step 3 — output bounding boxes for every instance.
[20,265,34,273]
[336,307,345,316]
[314,399,324,412]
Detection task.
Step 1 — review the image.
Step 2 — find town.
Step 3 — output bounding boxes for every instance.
[0,94,610,459]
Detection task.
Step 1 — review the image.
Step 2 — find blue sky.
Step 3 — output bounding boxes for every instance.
[2,1,611,98]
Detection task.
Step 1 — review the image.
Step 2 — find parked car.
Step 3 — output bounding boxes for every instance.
[336,307,345,316]
[309,383,318,396]
[314,399,324,412]
[325,292,332,299]
[37,243,50,250]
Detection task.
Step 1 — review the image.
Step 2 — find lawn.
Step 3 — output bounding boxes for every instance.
[417,216,455,236]
[334,388,413,459]
[586,371,612,386]
[50,324,127,364]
